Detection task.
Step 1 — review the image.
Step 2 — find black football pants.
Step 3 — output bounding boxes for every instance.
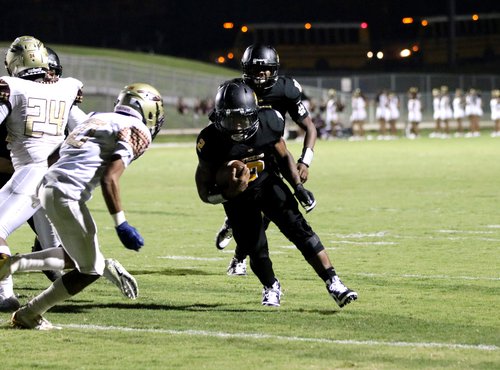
[223,175,324,287]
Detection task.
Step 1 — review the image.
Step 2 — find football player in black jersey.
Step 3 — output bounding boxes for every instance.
[215,45,318,275]
[196,81,357,308]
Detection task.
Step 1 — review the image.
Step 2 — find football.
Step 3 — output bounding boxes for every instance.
[215,160,247,188]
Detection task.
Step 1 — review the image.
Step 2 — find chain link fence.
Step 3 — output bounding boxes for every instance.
[6,50,496,131]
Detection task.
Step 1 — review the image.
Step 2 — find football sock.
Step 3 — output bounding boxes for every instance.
[10,247,66,273]
[25,277,72,316]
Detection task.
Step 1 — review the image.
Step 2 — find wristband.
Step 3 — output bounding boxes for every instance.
[207,193,227,204]
[111,211,126,226]
[299,147,314,167]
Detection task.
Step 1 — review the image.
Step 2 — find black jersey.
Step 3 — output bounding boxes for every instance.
[219,76,309,124]
[0,124,10,160]
[254,76,309,123]
[196,108,284,189]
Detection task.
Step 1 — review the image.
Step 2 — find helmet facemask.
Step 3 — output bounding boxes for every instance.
[214,81,260,142]
[242,64,278,89]
[217,108,259,142]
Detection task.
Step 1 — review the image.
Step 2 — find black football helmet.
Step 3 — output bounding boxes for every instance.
[46,47,63,77]
[214,81,259,142]
[241,44,279,89]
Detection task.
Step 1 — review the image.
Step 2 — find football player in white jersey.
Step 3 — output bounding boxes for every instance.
[0,83,165,329]
[0,36,86,311]
[0,37,138,312]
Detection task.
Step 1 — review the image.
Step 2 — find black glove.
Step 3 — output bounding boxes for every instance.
[294,184,316,213]
[115,221,144,251]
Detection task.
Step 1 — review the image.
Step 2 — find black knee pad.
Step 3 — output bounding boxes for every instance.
[297,233,325,259]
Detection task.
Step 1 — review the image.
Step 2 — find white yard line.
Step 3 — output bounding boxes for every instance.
[58,324,498,351]
[353,272,500,281]
[150,142,193,148]
[158,255,225,261]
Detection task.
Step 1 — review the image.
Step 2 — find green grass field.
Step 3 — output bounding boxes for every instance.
[2,136,499,369]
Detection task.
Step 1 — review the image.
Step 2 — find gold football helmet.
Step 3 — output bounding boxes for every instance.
[114,83,165,139]
[4,35,49,79]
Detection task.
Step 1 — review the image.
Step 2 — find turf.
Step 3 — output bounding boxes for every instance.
[2,135,499,369]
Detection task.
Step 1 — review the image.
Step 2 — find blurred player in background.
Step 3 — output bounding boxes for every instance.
[439,85,452,138]
[387,91,400,139]
[324,89,344,139]
[349,88,367,140]
[375,89,389,140]
[196,81,357,308]
[1,83,165,329]
[430,88,442,138]
[406,87,422,139]
[465,88,483,137]
[489,89,499,137]
[213,44,318,276]
[452,88,466,137]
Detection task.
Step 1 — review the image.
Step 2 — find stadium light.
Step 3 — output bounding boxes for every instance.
[223,22,234,29]
[400,49,411,58]
[402,17,414,24]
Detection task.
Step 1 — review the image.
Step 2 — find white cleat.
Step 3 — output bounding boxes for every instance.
[11,307,61,330]
[104,259,138,299]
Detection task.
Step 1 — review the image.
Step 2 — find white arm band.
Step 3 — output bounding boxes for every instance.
[299,147,314,167]
[111,211,126,226]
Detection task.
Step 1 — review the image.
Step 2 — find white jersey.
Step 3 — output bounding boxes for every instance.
[375,93,389,120]
[433,96,441,120]
[42,112,152,202]
[465,94,483,117]
[453,97,465,119]
[325,98,340,130]
[388,95,400,120]
[350,96,367,122]
[0,76,86,169]
[407,98,422,123]
[490,98,500,121]
[439,94,453,120]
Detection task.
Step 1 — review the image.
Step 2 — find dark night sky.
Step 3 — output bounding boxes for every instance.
[2,0,498,63]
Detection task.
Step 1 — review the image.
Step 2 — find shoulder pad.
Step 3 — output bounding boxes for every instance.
[259,108,284,134]
[218,77,243,89]
[281,76,303,100]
